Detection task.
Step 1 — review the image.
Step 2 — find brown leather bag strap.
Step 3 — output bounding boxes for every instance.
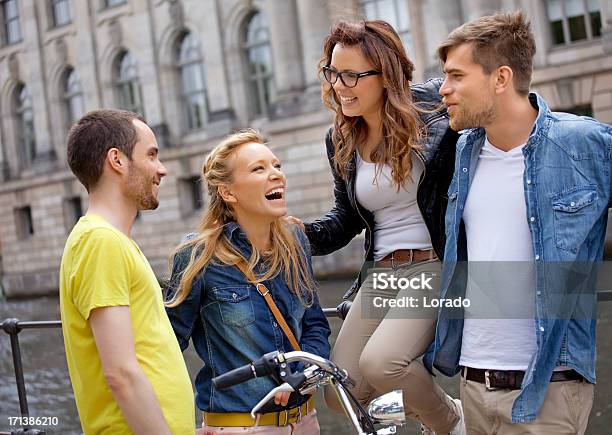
[235,260,301,352]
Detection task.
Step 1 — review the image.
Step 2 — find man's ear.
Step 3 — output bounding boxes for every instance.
[495,66,513,94]
[107,148,128,174]
[218,185,236,204]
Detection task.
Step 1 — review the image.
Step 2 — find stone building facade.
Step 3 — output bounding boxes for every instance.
[0,0,610,297]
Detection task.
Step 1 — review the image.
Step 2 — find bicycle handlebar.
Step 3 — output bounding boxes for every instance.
[212,350,353,391]
[213,351,279,390]
[213,364,256,390]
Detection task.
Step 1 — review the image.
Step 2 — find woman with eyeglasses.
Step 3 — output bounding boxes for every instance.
[288,20,464,434]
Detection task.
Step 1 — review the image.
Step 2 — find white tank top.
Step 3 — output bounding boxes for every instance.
[355,152,432,261]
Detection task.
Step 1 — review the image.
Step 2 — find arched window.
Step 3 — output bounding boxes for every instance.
[242,11,275,118]
[177,32,208,131]
[15,84,36,168]
[115,51,144,116]
[360,0,413,54]
[63,68,85,128]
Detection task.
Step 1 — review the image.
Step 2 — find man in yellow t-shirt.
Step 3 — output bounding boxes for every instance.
[60,109,194,434]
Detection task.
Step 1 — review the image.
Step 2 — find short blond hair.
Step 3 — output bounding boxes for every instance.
[437,11,535,96]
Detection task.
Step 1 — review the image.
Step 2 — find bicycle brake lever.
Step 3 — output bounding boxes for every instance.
[250,382,295,419]
[337,368,356,388]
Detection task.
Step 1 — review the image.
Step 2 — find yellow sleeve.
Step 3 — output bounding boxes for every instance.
[70,228,132,320]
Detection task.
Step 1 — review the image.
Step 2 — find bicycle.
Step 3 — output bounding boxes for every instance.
[212,349,405,435]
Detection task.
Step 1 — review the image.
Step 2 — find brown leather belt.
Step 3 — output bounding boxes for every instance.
[379,248,437,265]
[462,367,584,390]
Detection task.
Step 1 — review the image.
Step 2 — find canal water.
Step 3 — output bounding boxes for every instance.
[1,280,612,434]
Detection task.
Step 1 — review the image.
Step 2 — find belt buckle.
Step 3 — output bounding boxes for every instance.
[256,283,269,296]
[391,250,413,269]
[279,405,301,426]
[278,409,289,427]
[290,404,302,424]
[485,370,493,390]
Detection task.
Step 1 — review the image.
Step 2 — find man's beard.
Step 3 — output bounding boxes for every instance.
[126,164,159,211]
[450,102,496,131]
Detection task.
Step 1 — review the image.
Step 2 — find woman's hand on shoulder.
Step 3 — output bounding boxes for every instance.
[285,216,305,232]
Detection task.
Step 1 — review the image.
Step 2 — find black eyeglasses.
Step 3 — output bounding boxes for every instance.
[322,66,380,88]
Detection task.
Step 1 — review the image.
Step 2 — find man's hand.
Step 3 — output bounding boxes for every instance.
[90,306,172,435]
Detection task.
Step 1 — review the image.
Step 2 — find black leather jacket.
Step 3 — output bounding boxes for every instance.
[304,78,458,298]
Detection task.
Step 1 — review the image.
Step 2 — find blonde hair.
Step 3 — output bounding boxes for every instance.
[165,129,316,307]
[320,20,423,190]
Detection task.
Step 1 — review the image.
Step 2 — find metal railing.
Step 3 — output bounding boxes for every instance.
[1,319,61,435]
[1,292,611,434]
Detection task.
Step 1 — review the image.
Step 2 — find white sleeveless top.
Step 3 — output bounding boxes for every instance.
[355,152,431,261]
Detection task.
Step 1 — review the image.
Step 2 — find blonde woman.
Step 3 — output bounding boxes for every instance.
[165,129,330,435]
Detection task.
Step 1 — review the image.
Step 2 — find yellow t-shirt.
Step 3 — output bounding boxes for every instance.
[59,214,194,434]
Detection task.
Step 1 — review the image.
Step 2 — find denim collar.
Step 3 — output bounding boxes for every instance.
[523,92,551,153]
[223,221,248,244]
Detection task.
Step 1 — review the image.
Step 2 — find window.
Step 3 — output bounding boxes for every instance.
[14,206,34,239]
[62,196,82,232]
[51,0,71,27]
[15,85,36,168]
[546,0,602,45]
[360,0,412,54]
[63,69,85,129]
[1,0,21,44]
[104,0,125,8]
[116,51,144,116]
[242,11,275,118]
[177,33,208,131]
[178,176,203,216]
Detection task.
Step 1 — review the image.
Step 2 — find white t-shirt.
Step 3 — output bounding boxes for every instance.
[459,137,537,370]
[355,153,431,260]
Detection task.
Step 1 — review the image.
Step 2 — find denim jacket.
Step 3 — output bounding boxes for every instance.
[165,222,331,413]
[424,93,612,423]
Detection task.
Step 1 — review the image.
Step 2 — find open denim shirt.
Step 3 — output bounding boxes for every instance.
[424,93,612,423]
[165,222,331,413]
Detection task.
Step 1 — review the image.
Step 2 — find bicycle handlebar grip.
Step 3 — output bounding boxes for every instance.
[337,300,352,320]
[213,364,255,390]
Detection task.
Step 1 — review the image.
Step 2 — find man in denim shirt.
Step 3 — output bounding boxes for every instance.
[423,11,612,434]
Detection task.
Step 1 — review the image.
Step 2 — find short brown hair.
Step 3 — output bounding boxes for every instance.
[67,109,145,191]
[437,11,536,96]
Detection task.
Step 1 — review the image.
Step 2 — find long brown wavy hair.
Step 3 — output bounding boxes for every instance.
[165,129,316,308]
[320,20,424,189]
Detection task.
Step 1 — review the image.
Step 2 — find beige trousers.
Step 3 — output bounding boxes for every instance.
[197,410,320,435]
[323,260,460,434]
[460,376,594,434]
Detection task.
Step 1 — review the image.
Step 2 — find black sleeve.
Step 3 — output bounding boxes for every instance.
[303,128,365,256]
